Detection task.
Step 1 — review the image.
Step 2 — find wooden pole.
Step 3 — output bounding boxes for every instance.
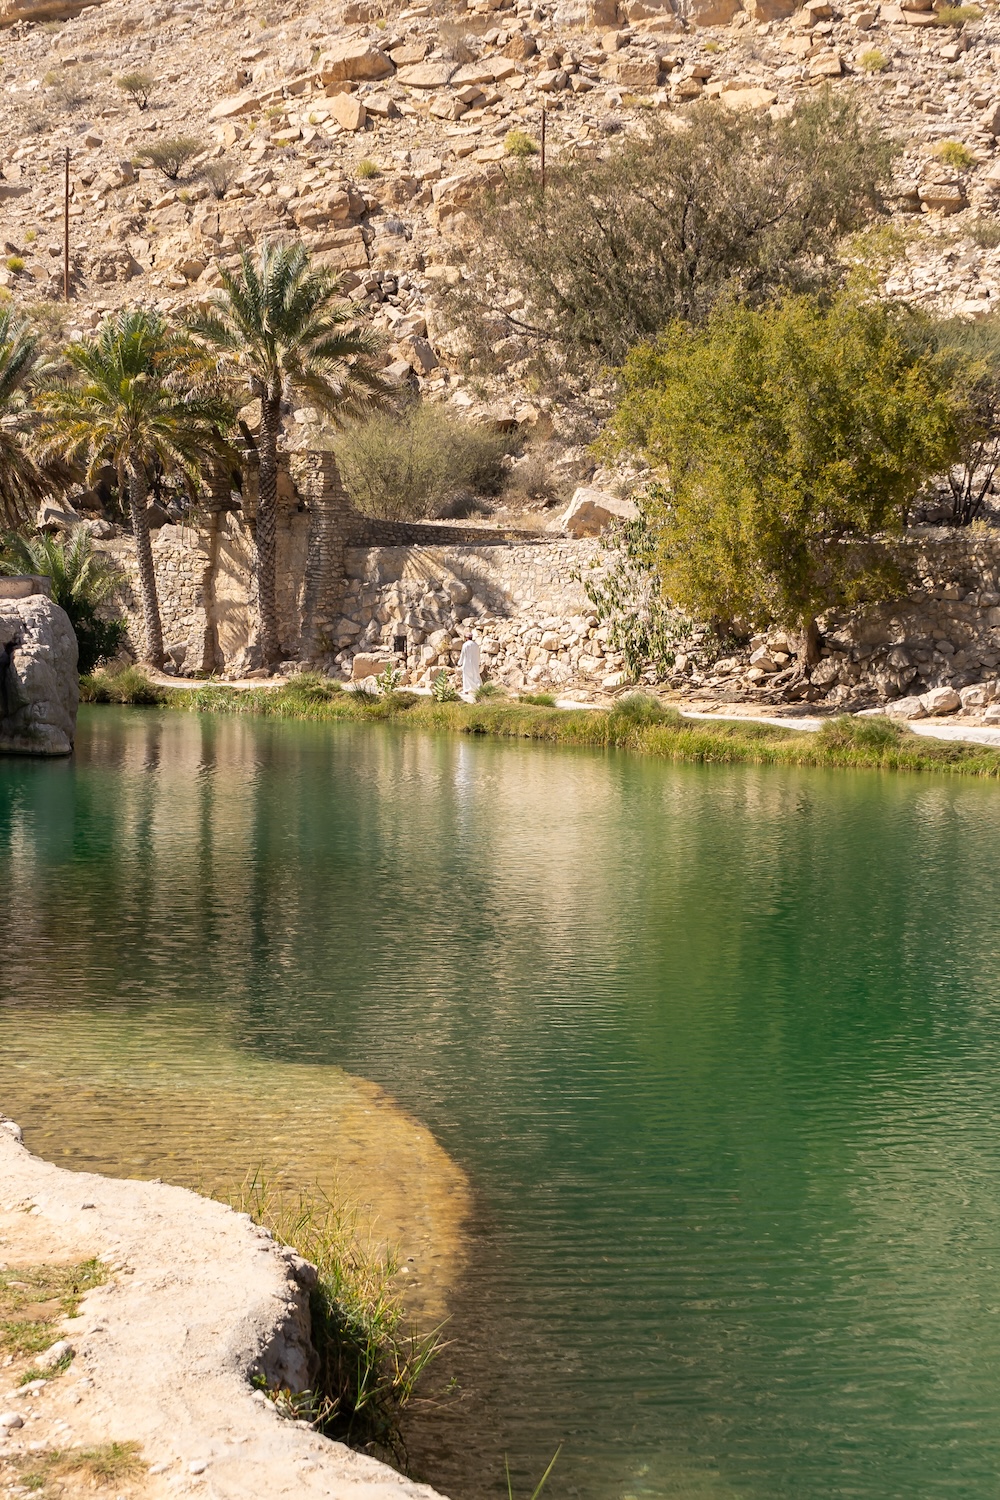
[540,107,546,192]
[63,147,70,302]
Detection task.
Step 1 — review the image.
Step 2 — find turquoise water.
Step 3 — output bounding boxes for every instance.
[4,708,1000,1499]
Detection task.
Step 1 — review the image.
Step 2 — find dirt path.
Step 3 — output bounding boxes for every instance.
[0,1117,448,1500]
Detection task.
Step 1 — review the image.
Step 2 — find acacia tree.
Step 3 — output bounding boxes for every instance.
[602,294,965,663]
[0,306,47,530]
[34,308,232,668]
[188,242,386,669]
[456,91,896,369]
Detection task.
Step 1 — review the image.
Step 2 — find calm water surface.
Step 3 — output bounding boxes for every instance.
[3,707,1000,1500]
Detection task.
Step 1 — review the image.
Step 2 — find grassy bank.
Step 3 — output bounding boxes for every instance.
[80,668,1000,778]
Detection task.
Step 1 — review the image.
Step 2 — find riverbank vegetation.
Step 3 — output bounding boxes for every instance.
[80,671,1000,778]
[231,1172,441,1462]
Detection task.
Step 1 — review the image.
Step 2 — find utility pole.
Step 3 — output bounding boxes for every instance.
[540,107,546,193]
[63,147,70,302]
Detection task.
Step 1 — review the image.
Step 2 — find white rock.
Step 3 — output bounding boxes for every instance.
[35,1341,73,1371]
[920,686,962,716]
[0,593,79,756]
[0,1412,23,1431]
[553,487,639,538]
[884,696,927,720]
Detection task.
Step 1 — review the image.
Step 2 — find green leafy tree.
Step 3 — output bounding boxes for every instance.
[0,530,126,673]
[188,242,386,668]
[457,91,895,368]
[0,306,47,530]
[34,309,232,668]
[603,294,964,662]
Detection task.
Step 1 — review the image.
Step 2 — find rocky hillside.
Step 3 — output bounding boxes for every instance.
[0,0,998,423]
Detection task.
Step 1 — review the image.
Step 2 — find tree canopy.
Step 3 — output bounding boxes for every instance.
[602,293,965,646]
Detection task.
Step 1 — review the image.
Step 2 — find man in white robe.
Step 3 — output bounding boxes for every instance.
[458,633,482,701]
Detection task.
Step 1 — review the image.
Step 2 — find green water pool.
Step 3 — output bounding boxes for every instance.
[4,706,1000,1499]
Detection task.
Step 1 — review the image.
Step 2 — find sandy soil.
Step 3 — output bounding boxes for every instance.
[0,1116,449,1500]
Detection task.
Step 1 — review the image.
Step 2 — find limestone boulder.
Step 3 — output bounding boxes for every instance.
[552,487,639,538]
[351,652,392,682]
[319,40,394,83]
[0,591,79,756]
[884,695,927,720]
[920,685,962,716]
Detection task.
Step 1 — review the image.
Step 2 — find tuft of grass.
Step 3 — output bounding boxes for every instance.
[507,1446,561,1500]
[932,138,976,170]
[475,681,505,700]
[859,46,889,71]
[230,1172,442,1460]
[356,157,381,179]
[20,1351,72,1384]
[970,217,1000,248]
[505,128,539,157]
[18,1441,145,1493]
[0,1260,108,1359]
[935,2,981,22]
[5,255,24,273]
[608,691,680,726]
[519,691,556,707]
[80,666,170,705]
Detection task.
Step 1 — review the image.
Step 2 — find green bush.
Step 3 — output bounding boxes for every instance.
[115,70,154,109]
[144,136,203,181]
[0,530,127,674]
[474,680,505,700]
[432,669,460,702]
[933,139,976,170]
[935,4,981,23]
[859,46,889,71]
[335,402,512,521]
[518,691,556,706]
[504,129,538,157]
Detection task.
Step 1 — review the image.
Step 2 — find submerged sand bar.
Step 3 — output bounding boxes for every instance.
[0,1115,449,1500]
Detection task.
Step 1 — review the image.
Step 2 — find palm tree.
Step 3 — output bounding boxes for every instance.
[0,306,47,530]
[34,308,232,668]
[188,242,386,669]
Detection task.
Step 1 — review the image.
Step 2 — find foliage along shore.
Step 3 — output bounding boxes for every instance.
[79,668,1000,779]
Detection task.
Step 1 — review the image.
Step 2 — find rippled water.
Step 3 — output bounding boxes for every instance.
[4,708,1000,1500]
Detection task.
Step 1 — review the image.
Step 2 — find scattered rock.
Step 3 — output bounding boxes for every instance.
[920,685,962,715]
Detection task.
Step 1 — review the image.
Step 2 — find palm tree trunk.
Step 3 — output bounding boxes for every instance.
[256,389,282,669]
[127,457,165,668]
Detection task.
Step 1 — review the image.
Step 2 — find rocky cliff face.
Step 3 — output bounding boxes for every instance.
[0,587,79,756]
[0,0,996,421]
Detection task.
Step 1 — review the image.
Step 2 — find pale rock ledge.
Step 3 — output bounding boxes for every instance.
[0,1114,448,1500]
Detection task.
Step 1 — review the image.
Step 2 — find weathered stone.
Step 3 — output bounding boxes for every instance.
[980,101,1000,136]
[921,685,962,715]
[351,652,392,681]
[209,91,259,120]
[918,182,966,214]
[318,40,393,83]
[720,85,779,110]
[615,56,660,88]
[554,487,639,538]
[328,93,366,131]
[396,62,455,88]
[884,695,927,719]
[0,593,79,757]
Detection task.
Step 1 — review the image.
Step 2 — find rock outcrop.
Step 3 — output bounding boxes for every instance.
[0,1114,448,1500]
[0,584,79,756]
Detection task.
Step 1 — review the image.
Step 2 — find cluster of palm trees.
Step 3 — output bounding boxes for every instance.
[0,241,386,670]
